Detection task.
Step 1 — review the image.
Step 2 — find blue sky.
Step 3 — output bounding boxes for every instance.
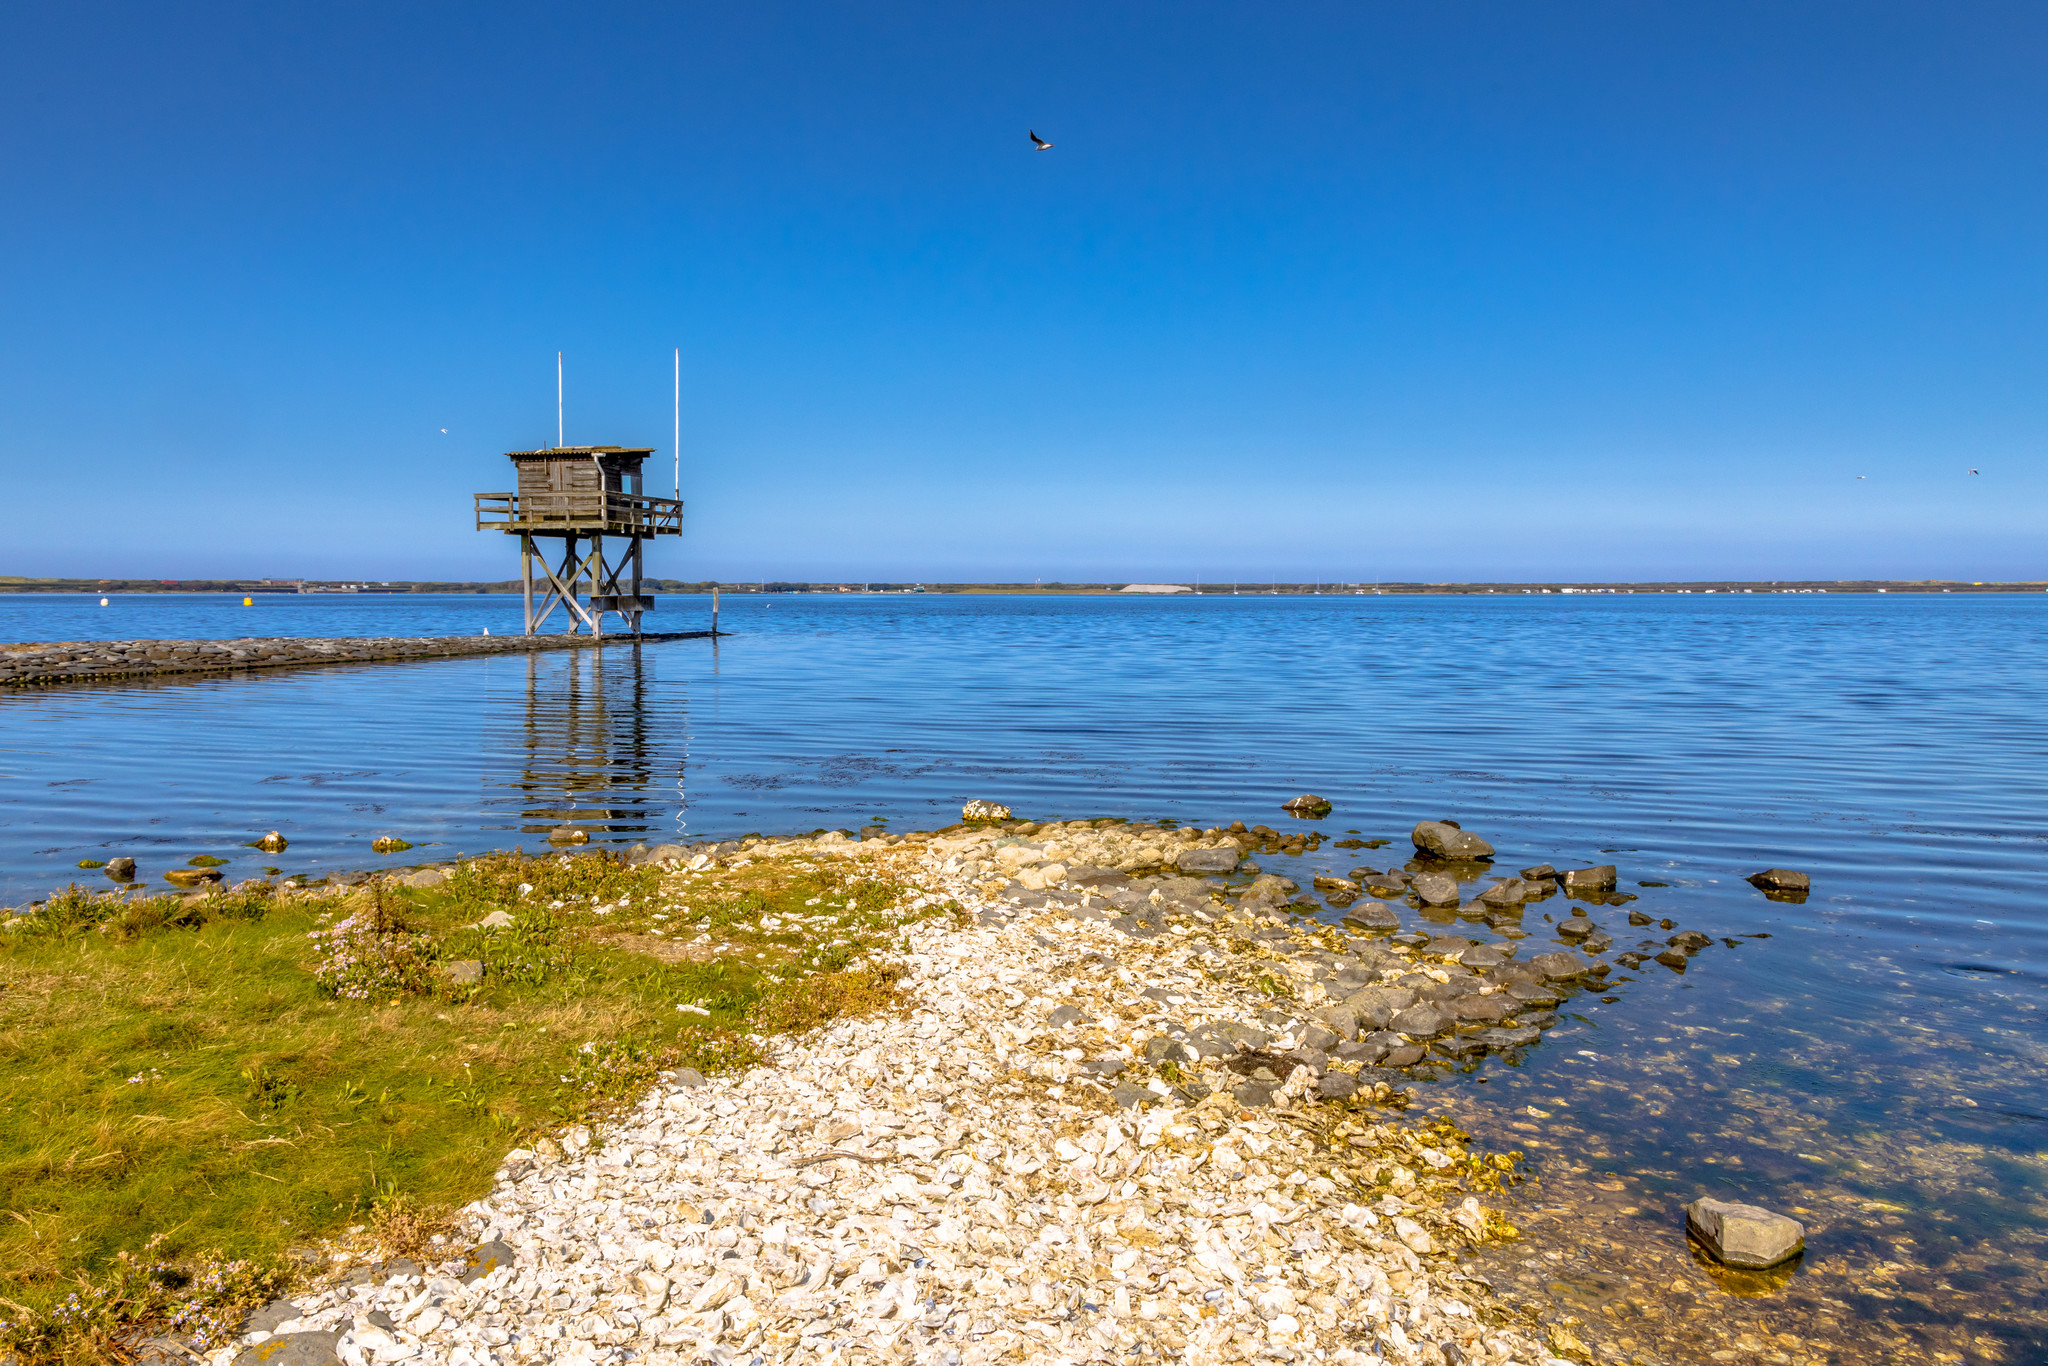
[3,2,2043,582]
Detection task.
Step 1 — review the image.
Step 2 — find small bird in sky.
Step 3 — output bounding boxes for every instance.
[1968,468,1980,474]
[441,428,448,434]
[1029,130,1053,150]
[1857,475,1866,479]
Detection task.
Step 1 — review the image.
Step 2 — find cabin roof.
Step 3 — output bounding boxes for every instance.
[505,446,656,461]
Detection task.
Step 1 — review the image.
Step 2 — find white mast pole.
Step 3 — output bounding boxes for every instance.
[556,351,564,448]
[673,348,681,499]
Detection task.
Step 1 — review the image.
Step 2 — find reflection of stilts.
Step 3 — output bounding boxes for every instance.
[492,645,686,844]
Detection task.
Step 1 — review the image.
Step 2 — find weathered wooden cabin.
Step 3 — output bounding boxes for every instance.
[475,446,684,635]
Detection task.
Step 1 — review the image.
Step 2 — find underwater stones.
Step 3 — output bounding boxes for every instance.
[1313,874,1360,894]
[961,799,1012,821]
[1748,867,1811,893]
[1561,865,1618,892]
[1668,930,1713,952]
[1686,1197,1806,1269]
[369,836,413,853]
[1472,1025,1542,1048]
[1411,872,1460,905]
[1655,949,1689,971]
[1412,820,1495,860]
[255,830,289,852]
[163,866,222,887]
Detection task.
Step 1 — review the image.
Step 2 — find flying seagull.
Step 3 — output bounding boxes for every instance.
[441,428,448,434]
[1029,130,1053,150]
[1856,475,1866,479]
[1969,468,1979,474]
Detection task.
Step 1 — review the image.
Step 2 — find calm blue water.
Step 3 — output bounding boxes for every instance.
[3,590,2046,1351]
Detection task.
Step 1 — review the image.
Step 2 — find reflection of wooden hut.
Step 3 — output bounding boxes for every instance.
[475,446,684,635]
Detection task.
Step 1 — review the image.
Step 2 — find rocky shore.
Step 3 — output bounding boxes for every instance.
[196,811,1790,1366]
[0,633,712,689]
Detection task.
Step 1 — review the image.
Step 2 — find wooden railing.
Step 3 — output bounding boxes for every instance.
[475,492,685,535]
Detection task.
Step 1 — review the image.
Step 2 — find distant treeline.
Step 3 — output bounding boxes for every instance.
[1,578,2041,595]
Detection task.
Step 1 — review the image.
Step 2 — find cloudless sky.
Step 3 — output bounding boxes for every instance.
[2,2,2043,582]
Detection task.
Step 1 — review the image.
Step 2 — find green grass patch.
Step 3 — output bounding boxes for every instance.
[0,848,953,1361]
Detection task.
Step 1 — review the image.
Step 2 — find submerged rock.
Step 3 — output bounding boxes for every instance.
[1747,867,1811,893]
[1686,1196,1806,1269]
[105,856,136,881]
[1282,794,1333,816]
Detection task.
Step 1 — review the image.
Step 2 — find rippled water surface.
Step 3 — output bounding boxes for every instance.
[3,590,2046,1359]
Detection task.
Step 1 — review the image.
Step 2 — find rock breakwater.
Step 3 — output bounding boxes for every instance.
[0,633,713,688]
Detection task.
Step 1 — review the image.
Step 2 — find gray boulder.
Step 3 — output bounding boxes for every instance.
[1045,1004,1093,1029]
[1341,900,1400,930]
[233,1332,342,1365]
[461,1238,518,1283]
[1389,1004,1447,1037]
[1343,986,1416,1029]
[1685,1197,1805,1269]
[1747,868,1811,893]
[1312,1003,1359,1040]
[1173,846,1241,873]
[1529,951,1593,980]
[1316,1071,1359,1101]
[1411,821,1495,860]
[1476,879,1527,906]
[1237,874,1299,908]
[1410,872,1460,906]
[1561,865,1617,892]
[105,856,137,881]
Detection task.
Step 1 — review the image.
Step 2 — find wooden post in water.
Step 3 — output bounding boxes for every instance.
[520,534,536,633]
[712,584,720,636]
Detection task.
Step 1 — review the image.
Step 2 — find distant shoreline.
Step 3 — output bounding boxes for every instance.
[1,578,2042,596]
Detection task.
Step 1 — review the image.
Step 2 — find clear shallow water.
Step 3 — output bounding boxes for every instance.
[3,591,2046,1357]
